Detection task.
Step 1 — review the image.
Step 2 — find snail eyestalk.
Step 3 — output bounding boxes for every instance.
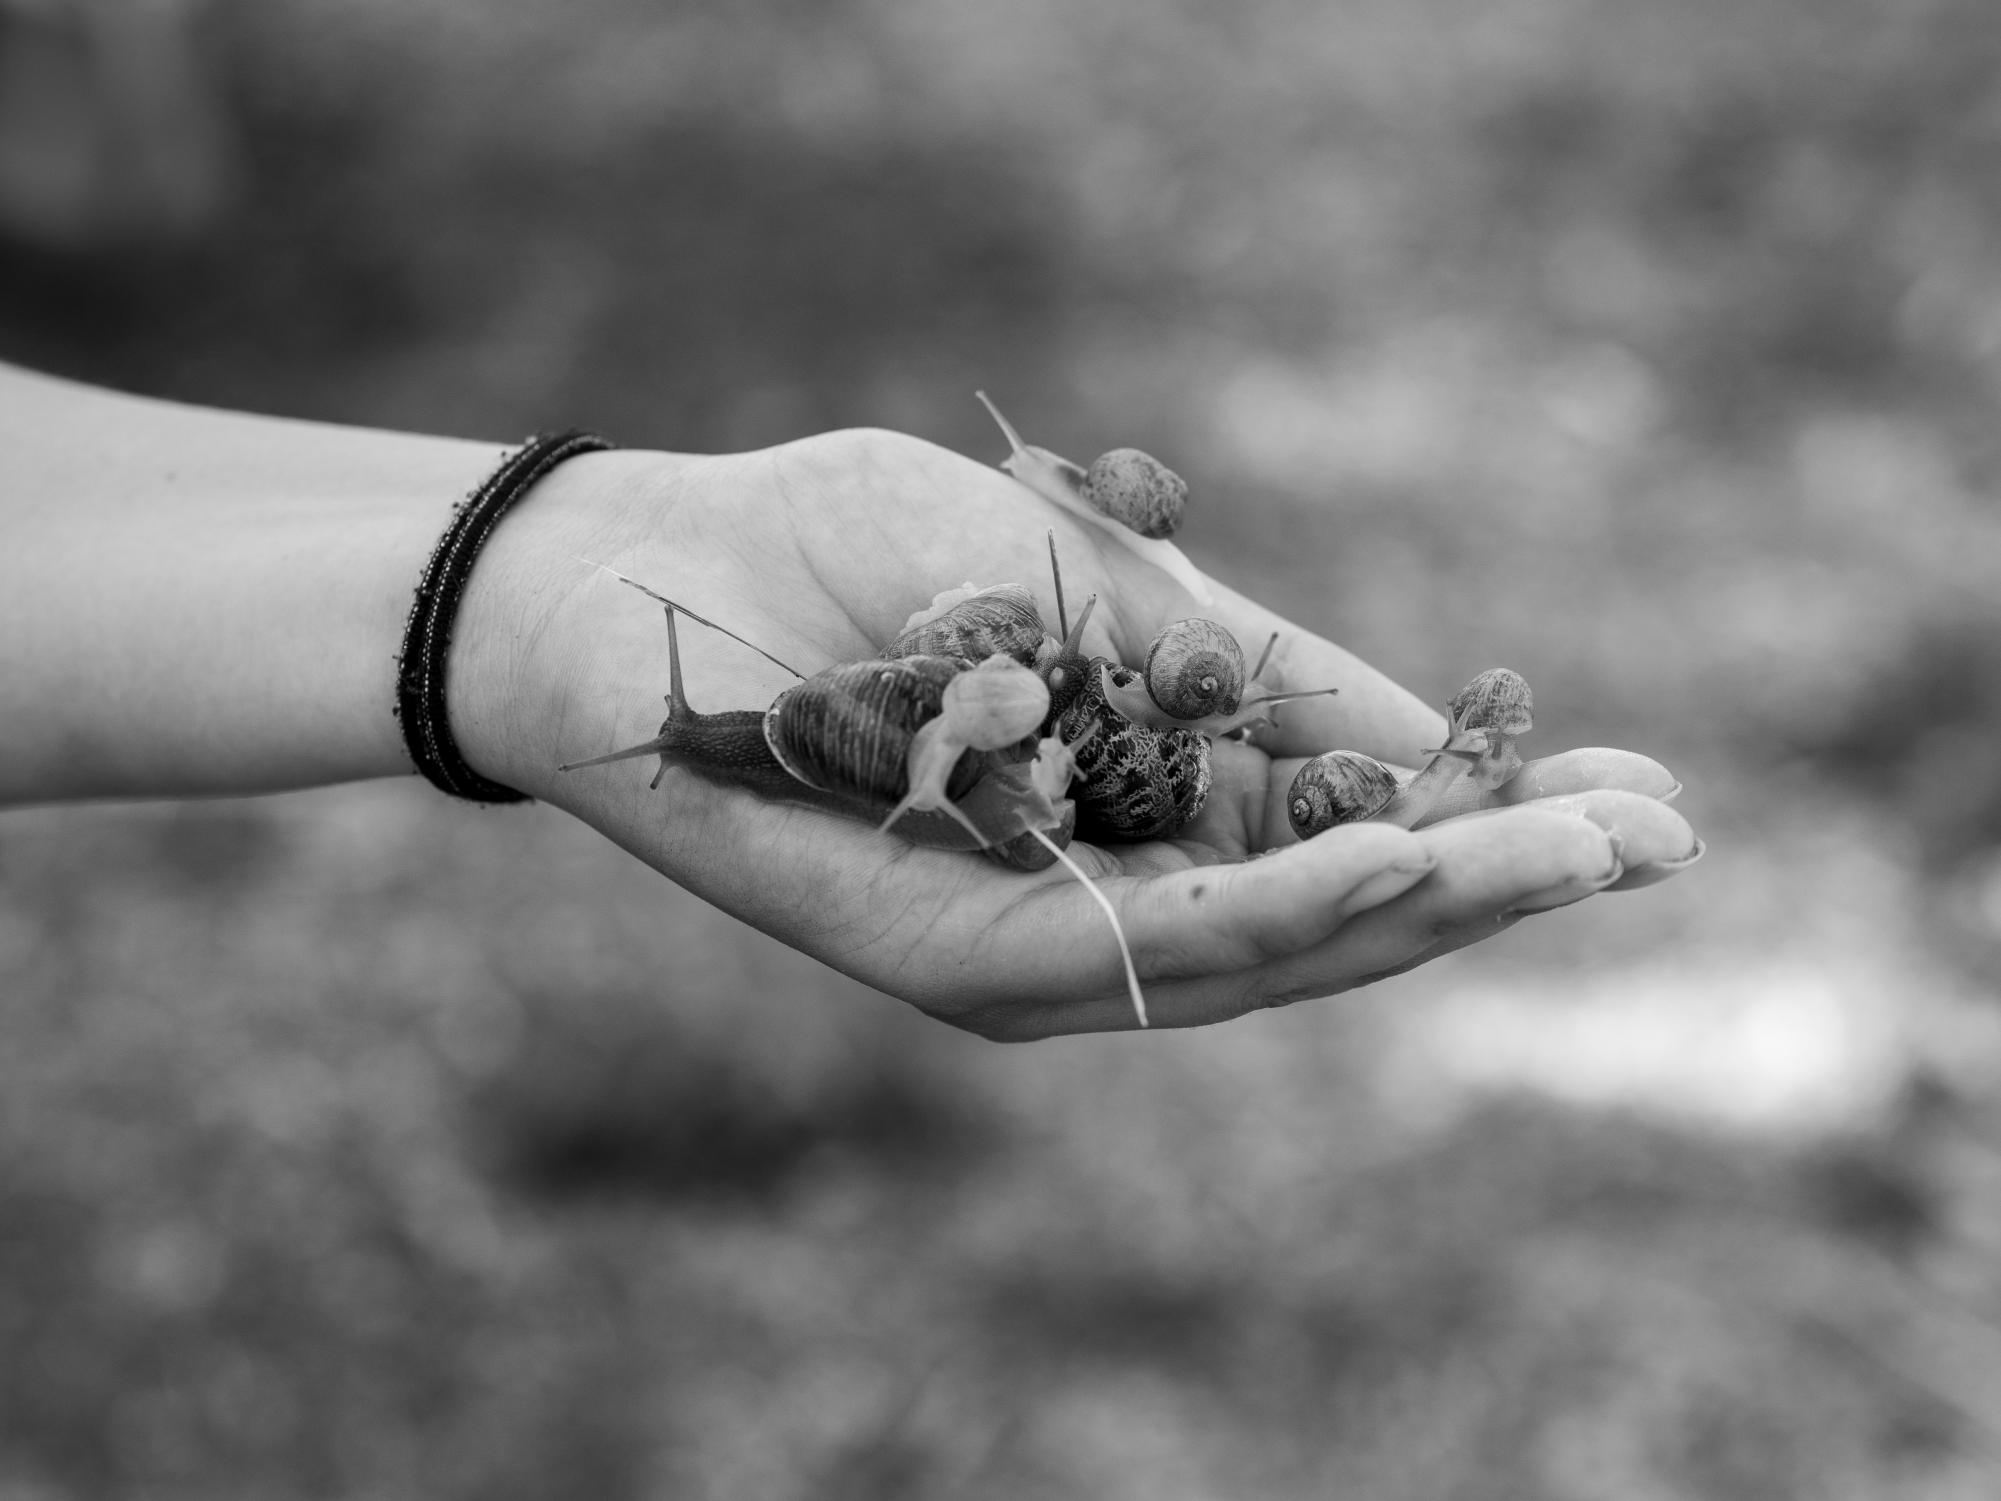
[1027,827,1148,1029]
[579,559,807,681]
[1249,632,1281,683]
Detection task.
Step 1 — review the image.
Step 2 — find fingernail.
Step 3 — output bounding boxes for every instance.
[1335,855,1437,918]
[1605,837,1706,891]
[1659,780,1683,803]
[1506,832,1625,914]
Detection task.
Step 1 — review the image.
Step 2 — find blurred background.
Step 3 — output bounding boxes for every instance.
[5,0,2001,1495]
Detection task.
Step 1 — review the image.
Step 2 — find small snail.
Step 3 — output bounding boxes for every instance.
[880,582,1047,668]
[876,655,1053,844]
[974,390,1214,605]
[1287,751,1403,836]
[1093,618,1340,738]
[1447,667,1533,790]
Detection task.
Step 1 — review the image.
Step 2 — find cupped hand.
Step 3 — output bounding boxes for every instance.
[460,427,1699,1038]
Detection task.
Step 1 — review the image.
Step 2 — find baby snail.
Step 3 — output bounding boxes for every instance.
[975,390,1214,605]
[1448,667,1533,790]
[875,655,1053,844]
[1094,617,1340,738]
[1285,667,1535,838]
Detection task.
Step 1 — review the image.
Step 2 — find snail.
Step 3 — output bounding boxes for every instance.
[1447,667,1533,790]
[1285,667,1535,838]
[875,655,1053,843]
[880,582,1047,668]
[558,582,1074,870]
[1051,658,1212,843]
[1092,617,1340,738]
[975,390,1215,606]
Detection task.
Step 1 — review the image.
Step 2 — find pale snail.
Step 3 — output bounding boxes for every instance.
[1286,667,1535,839]
[974,390,1215,605]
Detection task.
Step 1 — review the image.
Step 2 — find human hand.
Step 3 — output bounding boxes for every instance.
[454,427,1699,1038]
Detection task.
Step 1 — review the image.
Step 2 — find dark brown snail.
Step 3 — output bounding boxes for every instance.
[1051,658,1212,842]
[558,597,1073,869]
[880,583,1047,668]
[1288,751,1401,838]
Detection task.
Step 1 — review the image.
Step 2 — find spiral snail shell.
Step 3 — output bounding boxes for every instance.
[764,655,978,807]
[1287,751,1399,839]
[1142,617,1243,721]
[1082,448,1187,539]
[880,583,1047,668]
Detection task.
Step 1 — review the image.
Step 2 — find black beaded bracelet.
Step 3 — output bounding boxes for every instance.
[395,429,615,803]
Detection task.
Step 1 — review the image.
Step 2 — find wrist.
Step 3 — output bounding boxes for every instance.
[444,447,669,801]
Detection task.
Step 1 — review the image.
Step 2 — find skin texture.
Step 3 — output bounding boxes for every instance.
[0,363,1699,1039]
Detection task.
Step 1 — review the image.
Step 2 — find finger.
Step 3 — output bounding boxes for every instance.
[1425,748,1682,818]
[1443,788,1701,888]
[958,822,1437,1035]
[1017,806,1623,1034]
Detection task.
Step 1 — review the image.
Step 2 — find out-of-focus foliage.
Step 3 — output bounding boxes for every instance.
[7,0,2001,1496]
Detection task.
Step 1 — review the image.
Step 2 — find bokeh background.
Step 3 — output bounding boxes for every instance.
[6,0,2001,1495]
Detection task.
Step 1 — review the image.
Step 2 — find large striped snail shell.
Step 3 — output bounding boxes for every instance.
[1083,449,1187,539]
[764,655,980,808]
[1143,617,1244,722]
[1053,660,1211,841]
[880,584,1047,668]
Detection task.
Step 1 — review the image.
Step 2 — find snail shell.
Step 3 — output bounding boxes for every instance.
[1143,617,1244,722]
[1083,448,1187,539]
[1287,751,1398,839]
[1053,660,1211,842]
[1449,667,1533,737]
[764,655,979,808]
[880,583,1047,668]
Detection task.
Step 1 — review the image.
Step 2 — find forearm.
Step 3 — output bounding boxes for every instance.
[0,363,508,802]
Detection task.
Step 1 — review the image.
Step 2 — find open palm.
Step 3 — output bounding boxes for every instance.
[490,428,1695,1037]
